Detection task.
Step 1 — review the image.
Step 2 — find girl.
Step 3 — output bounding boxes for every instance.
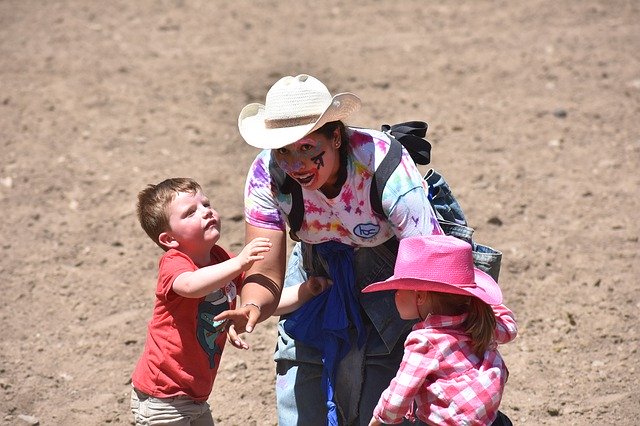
[363,235,518,426]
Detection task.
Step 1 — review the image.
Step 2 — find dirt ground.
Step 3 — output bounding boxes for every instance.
[1,0,639,425]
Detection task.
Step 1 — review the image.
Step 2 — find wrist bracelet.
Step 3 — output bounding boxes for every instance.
[242,302,261,312]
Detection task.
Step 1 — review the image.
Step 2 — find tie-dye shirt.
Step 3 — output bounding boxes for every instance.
[244,128,441,247]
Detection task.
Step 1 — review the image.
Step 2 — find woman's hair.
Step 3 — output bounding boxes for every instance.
[313,121,349,184]
[136,177,202,249]
[314,120,349,157]
[426,292,496,356]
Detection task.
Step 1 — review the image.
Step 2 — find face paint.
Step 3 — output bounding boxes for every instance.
[276,156,304,175]
[311,151,325,170]
[272,132,341,191]
[274,137,325,174]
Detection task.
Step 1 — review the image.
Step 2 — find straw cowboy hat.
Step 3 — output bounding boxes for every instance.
[362,235,503,305]
[238,74,361,149]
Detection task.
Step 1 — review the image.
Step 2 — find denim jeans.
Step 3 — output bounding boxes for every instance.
[274,241,426,426]
[426,169,503,282]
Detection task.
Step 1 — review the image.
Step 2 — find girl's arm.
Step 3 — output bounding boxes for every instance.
[493,303,518,344]
[372,332,434,424]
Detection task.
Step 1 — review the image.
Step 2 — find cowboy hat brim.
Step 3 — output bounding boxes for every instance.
[361,267,502,305]
[238,92,361,149]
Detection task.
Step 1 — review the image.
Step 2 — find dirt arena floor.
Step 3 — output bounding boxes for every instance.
[1,1,639,425]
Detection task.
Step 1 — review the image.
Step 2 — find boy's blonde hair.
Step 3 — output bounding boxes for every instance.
[136,178,202,249]
[425,292,497,356]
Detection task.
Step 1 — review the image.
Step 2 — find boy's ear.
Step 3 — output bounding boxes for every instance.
[158,231,179,250]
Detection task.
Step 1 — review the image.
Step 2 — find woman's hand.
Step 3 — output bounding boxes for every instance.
[217,224,286,348]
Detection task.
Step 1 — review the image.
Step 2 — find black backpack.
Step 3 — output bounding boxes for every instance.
[269,121,502,281]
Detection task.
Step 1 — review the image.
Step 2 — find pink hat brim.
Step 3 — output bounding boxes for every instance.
[361,267,502,305]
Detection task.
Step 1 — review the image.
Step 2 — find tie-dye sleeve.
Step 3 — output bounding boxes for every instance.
[244,150,287,231]
[383,148,442,238]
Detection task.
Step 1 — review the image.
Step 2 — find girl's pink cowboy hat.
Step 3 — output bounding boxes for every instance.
[362,235,503,305]
[238,74,361,149]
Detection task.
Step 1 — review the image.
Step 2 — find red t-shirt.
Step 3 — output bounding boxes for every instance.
[131,246,242,401]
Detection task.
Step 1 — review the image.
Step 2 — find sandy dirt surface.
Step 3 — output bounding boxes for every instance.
[1,1,639,425]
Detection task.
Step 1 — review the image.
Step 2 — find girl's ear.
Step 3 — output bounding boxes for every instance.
[415,291,428,306]
[158,231,179,250]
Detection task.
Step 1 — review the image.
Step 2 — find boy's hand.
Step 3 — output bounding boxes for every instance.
[305,276,332,296]
[237,237,271,271]
[368,417,382,426]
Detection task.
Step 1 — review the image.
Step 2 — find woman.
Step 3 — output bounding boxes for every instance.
[216,74,441,425]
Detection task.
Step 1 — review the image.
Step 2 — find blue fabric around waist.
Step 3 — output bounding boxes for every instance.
[282,241,366,426]
[276,241,415,362]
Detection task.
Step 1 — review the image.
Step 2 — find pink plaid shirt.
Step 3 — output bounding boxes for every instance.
[372,304,517,425]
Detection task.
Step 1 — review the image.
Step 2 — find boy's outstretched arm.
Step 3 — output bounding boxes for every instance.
[172,237,271,299]
[215,224,287,349]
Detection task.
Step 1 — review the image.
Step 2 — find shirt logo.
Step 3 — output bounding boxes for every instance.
[353,223,380,239]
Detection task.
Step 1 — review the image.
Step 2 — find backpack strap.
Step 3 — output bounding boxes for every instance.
[370,136,403,217]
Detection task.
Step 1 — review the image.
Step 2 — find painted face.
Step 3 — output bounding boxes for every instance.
[165,190,221,253]
[394,289,420,320]
[273,129,341,192]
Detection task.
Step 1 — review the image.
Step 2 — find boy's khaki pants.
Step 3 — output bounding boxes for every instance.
[130,387,215,426]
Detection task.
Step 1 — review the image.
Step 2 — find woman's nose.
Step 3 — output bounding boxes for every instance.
[276,154,306,175]
[285,159,305,172]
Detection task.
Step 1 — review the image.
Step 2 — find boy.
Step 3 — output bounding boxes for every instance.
[130,178,271,426]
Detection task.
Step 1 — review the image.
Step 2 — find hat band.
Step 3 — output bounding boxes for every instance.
[265,114,321,129]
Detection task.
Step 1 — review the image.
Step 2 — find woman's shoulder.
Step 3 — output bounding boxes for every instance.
[349,127,391,148]
[348,127,392,169]
[250,149,272,170]
[246,149,275,185]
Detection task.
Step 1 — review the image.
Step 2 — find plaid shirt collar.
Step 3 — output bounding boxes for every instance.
[414,312,468,331]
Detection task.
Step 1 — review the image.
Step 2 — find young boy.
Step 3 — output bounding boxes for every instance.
[130,178,271,426]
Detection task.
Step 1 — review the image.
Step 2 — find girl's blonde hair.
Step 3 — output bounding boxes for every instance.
[426,292,496,356]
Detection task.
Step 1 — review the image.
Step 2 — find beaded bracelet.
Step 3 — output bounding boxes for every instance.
[241,302,261,312]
